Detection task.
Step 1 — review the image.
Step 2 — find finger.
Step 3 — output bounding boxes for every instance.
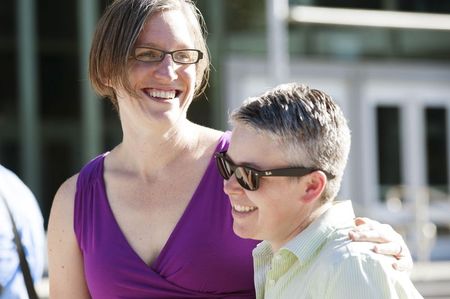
[392,256,413,272]
[351,223,374,232]
[348,230,386,243]
[351,224,398,241]
[354,217,373,226]
[373,243,403,257]
[354,217,368,226]
[354,217,381,227]
[353,220,386,232]
[374,243,414,273]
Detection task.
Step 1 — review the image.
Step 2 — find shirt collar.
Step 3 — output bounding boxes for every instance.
[281,200,355,265]
[253,200,355,265]
[253,239,273,261]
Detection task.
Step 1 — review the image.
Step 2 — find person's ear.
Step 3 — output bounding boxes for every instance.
[301,171,327,203]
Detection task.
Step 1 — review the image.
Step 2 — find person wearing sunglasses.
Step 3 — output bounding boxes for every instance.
[217,82,422,299]
[47,1,413,298]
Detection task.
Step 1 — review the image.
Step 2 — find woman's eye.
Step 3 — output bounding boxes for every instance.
[135,49,162,61]
[174,51,193,62]
[143,52,159,58]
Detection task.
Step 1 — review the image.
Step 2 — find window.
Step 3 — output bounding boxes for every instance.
[426,108,448,194]
[377,106,402,201]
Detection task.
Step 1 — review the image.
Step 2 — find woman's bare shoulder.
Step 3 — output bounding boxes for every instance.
[196,125,226,145]
[54,173,79,203]
[49,173,80,222]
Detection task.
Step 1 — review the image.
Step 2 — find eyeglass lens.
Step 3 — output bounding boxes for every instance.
[134,47,200,64]
[216,154,258,191]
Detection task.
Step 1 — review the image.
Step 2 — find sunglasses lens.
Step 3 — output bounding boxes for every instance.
[216,155,232,179]
[235,167,258,191]
[215,153,259,191]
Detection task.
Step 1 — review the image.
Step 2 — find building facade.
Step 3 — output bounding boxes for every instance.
[1,0,450,260]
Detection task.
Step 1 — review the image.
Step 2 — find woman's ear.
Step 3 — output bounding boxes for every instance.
[301,171,327,203]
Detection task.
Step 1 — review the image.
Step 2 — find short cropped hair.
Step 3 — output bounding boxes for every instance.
[230,83,351,202]
[89,0,210,109]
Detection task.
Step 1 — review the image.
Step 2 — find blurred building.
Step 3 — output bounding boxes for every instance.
[1,0,450,261]
[223,0,450,261]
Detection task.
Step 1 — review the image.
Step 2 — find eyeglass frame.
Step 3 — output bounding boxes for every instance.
[214,151,335,191]
[132,46,204,64]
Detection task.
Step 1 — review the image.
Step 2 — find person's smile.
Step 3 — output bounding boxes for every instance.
[232,203,257,213]
[142,87,181,102]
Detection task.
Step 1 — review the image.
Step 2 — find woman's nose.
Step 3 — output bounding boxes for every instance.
[153,54,178,80]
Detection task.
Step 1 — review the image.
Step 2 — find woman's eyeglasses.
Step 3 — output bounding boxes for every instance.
[133,47,203,64]
[214,151,334,191]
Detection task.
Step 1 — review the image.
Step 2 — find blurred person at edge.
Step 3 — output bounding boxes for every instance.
[0,165,45,299]
[47,0,413,298]
[218,82,421,299]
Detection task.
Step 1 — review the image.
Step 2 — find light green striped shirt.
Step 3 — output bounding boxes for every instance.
[253,201,423,299]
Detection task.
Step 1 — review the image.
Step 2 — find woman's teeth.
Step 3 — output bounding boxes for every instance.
[147,89,176,99]
[233,204,257,213]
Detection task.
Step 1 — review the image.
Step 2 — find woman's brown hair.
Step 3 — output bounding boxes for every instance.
[89,0,210,109]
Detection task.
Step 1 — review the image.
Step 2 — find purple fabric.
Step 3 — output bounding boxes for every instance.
[74,132,259,298]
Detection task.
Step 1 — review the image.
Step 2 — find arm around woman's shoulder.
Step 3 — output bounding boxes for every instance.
[47,174,91,299]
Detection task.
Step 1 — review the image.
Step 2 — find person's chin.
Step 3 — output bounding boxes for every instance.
[232,221,257,240]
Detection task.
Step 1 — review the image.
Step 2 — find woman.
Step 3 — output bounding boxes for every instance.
[47,1,411,298]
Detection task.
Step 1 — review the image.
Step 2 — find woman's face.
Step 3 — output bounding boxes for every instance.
[118,9,198,128]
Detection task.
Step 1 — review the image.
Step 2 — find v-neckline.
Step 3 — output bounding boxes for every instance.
[96,134,226,271]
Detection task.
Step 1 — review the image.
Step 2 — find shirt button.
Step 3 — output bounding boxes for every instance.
[275,254,282,260]
[269,279,276,286]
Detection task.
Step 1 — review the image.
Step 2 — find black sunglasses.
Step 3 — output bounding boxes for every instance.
[214,151,335,191]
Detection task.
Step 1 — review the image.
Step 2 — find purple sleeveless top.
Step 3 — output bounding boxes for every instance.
[74,132,259,298]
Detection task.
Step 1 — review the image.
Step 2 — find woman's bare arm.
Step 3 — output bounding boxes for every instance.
[47,175,91,298]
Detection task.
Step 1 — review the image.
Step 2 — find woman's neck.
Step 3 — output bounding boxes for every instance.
[113,120,201,177]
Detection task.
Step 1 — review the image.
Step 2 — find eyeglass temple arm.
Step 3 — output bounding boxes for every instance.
[257,168,335,179]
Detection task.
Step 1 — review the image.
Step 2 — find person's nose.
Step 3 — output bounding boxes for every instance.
[153,53,178,80]
[223,174,244,196]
